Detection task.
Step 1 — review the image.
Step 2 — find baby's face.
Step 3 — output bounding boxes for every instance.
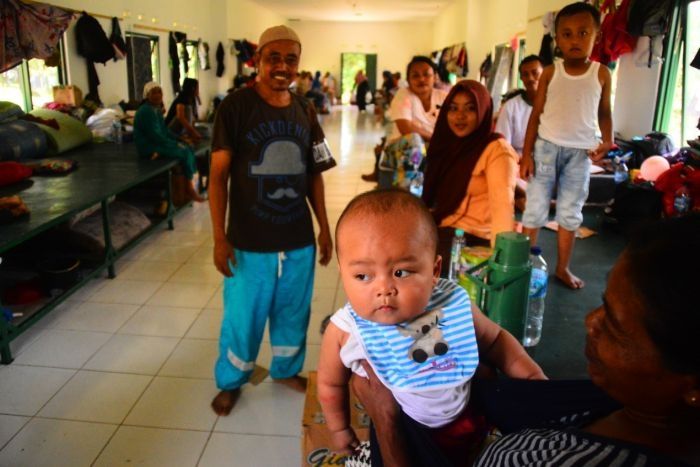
[337,212,441,325]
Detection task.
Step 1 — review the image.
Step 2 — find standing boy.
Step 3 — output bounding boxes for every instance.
[208,25,336,415]
[520,2,613,289]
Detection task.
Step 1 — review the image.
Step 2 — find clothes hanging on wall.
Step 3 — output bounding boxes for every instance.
[198,41,210,71]
[479,53,492,83]
[538,34,555,66]
[110,17,127,61]
[169,32,186,93]
[0,0,73,73]
[216,41,225,77]
[75,12,115,105]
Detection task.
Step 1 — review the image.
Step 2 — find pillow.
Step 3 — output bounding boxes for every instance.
[0,162,32,187]
[0,120,48,161]
[28,109,92,155]
[0,101,24,123]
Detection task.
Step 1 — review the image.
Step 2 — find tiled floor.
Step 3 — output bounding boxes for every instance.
[0,105,384,467]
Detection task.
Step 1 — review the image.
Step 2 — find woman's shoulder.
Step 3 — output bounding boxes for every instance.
[484,138,518,161]
[432,87,448,103]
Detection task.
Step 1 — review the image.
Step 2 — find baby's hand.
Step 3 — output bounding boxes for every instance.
[587,142,612,162]
[330,427,359,454]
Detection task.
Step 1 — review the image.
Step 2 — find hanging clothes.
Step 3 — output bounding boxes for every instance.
[479,53,493,83]
[75,12,115,105]
[169,32,187,93]
[198,41,210,71]
[110,17,127,61]
[538,34,555,66]
[216,41,225,77]
[0,0,73,73]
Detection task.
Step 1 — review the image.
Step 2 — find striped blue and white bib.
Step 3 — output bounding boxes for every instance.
[348,279,478,392]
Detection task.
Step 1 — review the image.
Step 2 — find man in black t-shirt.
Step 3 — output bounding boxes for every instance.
[209,25,336,416]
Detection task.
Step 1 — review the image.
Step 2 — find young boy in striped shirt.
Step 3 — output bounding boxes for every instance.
[318,189,545,458]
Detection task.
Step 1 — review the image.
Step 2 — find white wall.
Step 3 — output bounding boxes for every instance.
[289,21,433,89]
[432,0,527,81]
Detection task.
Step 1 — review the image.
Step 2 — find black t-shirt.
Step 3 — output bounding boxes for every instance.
[211,87,336,252]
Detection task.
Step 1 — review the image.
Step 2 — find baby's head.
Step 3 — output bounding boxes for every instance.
[554,2,601,61]
[335,189,441,325]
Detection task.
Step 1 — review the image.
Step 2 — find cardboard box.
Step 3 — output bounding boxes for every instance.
[52,85,83,106]
[302,371,370,466]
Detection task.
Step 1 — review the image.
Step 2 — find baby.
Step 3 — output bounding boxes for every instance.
[318,189,545,454]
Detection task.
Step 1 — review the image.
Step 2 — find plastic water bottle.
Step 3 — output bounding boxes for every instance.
[408,171,424,197]
[673,184,691,216]
[112,120,123,144]
[524,246,547,347]
[613,156,629,184]
[448,229,465,281]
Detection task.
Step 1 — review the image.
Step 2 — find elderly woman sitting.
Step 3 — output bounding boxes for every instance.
[134,82,204,203]
[351,214,700,466]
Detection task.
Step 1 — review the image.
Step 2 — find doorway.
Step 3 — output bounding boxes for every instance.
[340,53,377,104]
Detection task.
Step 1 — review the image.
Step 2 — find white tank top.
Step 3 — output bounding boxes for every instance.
[539,60,601,150]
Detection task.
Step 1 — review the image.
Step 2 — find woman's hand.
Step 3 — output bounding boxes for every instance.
[351,361,399,425]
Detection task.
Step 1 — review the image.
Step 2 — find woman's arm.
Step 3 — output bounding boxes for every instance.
[175,103,202,141]
[318,323,358,453]
[485,143,517,246]
[395,119,432,142]
[472,305,546,380]
[351,361,412,467]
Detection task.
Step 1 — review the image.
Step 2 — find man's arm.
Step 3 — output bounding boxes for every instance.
[472,305,546,380]
[520,66,553,180]
[209,149,235,276]
[589,66,613,162]
[308,172,332,266]
[351,361,412,467]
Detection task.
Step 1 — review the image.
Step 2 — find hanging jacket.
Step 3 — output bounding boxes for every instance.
[110,17,127,61]
[75,12,115,104]
[198,41,210,70]
[216,42,225,77]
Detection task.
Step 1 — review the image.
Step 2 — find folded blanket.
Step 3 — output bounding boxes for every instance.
[29,108,92,155]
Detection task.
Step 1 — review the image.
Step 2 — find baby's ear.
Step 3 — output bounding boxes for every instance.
[433,255,442,282]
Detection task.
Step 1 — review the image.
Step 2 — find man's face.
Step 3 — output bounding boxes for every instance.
[255,40,301,92]
[519,60,543,94]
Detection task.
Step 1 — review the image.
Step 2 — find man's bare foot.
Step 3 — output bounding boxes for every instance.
[211,388,241,416]
[273,375,307,393]
[556,267,585,289]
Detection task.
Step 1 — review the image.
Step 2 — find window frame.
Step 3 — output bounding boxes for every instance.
[177,39,200,81]
[0,36,66,111]
[654,0,698,143]
[125,32,160,102]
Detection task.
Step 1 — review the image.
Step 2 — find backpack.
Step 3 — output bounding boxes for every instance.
[627,0,674,37]
[616,132,675,169]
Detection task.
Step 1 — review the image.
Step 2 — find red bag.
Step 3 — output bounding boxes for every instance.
[0,161,32,187]
[654,163,700,216]
[592,0,637,64]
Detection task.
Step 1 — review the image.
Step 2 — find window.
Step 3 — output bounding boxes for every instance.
[178,40,199,81]
[0,38,65,111]
[656,0,699,145]
[126,33,160,102]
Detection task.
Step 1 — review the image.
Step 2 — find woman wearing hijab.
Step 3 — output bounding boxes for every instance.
[422,80,518,276]
[165,77,202,144]
[134,81,204,203]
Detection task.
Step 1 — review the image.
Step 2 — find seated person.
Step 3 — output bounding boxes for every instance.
[495,55,544,212]
[318,189,545,460]
[165,77,202,144]
[351,214,700,467]
[134,82,204,203]
[362,57,447,184]
[422,80,518,275]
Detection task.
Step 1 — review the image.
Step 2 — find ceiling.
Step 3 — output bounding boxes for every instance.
[249,0,454,22]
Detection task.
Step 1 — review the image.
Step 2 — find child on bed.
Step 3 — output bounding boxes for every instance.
[318,189,545,458]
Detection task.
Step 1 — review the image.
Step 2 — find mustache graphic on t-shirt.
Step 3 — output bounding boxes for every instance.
[267,187,299,199]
